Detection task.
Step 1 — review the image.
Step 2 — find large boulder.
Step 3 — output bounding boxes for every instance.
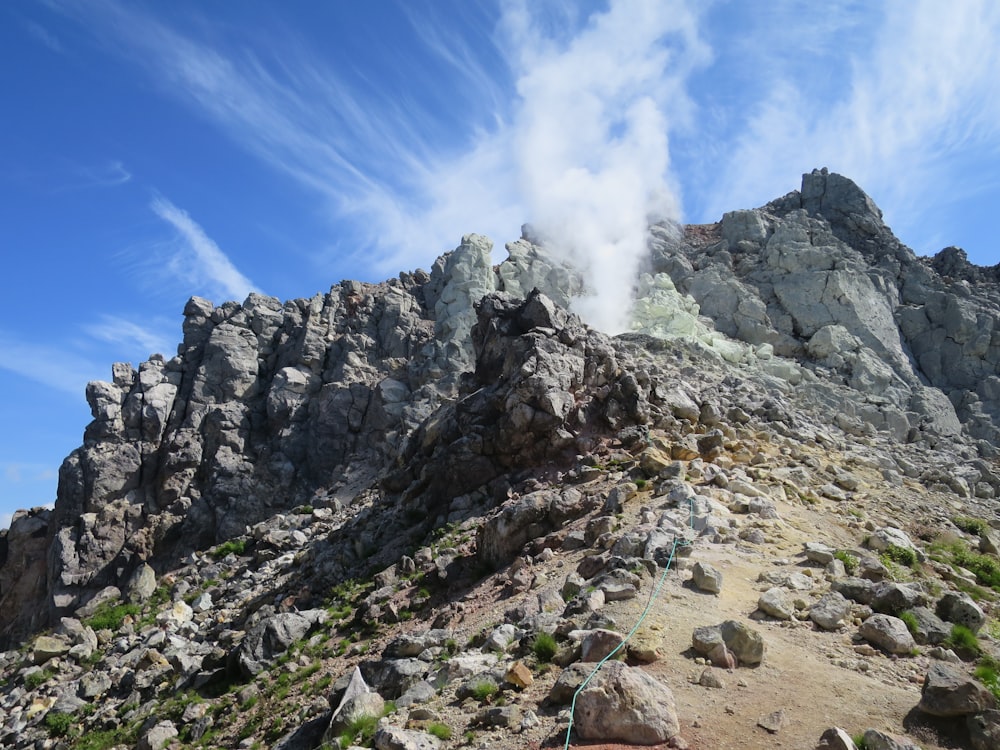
[574,661,680,744]
[918,662,998,717]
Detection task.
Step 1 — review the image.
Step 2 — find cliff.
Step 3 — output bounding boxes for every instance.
[1,170,999,750]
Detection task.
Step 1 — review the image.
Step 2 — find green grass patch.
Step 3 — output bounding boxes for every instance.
[954,516,990,536]
[44,711,74,737]
[834,550,859,575]
[899,611,920,636]
[211,539,247,559]
[975,654,1000,701]
[25,668,56,689]
[532,632,558,663]
[880,544,918,568]
[945,623,981,657]
[470,680,499,702]
[952,544,1000,589]
[338,714,379,747]
[428,722,453,740]
[85,601,141,631]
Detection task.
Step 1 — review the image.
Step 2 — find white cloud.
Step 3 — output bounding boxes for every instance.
[0,333,104,396]
[83,314,175,358]
[699,1,1000,248]
[150,196,258,303]
[502,0,708,332]
[54,160,132,192]
[23,19,63,54]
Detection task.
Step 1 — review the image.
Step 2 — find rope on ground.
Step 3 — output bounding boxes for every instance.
[563,496,696,750]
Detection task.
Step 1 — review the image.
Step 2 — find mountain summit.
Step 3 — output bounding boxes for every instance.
[2,170,999,749]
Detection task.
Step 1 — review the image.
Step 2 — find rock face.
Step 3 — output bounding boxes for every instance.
[3,167,1000,750]
[0,234,584,646]
[641,168,1000,450]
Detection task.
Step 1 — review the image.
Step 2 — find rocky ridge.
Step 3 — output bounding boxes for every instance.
[1,170,1000,749]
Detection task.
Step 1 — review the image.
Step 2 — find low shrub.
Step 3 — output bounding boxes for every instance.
[428,722,453,740]
[954,516,989,536]
[532,632,558,663]
[834,550,859,575]
[44,711,73,737]
[211,539,247,559]
[86,602,141,632]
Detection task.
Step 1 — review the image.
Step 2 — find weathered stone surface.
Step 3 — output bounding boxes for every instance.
[758,588,794,620]
[905,606,950,645]
[810,592,852,631]
[936,591,986,633]
[691,561,723,594]
[692,620,765,666]
[918,662,998,717]
[138,720,178,750]
[574,661,680,744]
[967,709,1000,750]
[374,724,442,750]
[858,614,916,655]
[861,729,920,750]
[580,629,626,662]
[816,726,859,750]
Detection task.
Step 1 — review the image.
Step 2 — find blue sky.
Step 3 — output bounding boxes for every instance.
[3,0,1000,527]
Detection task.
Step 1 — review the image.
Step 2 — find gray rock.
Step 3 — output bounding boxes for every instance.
[918,662,998,716]
[816,727,859,750]
[549,663,595,704]
[125,563,157,604]
[138,720,178,750]
[810,592,852,631]
[905,606,951,645]
[803,542,836,565]
[758,587,794,620]
[691,561,723,594]
[692,620,766,666]
[831,577,875,604]
[758,709,787,733]
[870,582,925,615]
[967,709,1000,750]
[936,591,986,633]
[859,614,916,655]
[861,728,920,750]
[580,629,626,662]
[374,725,441,750]
[574,661,680,744]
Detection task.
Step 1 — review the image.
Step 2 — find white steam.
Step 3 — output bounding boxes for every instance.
[502,0,706,333]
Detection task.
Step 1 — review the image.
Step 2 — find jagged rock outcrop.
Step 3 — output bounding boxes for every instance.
[1,233,582,646]
[638,168,1000,448]
[4,167,1000,662]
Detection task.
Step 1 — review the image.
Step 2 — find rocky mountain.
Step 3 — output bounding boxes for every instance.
[2,169,1000,749]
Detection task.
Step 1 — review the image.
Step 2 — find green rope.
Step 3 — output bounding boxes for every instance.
[563,497,695,750]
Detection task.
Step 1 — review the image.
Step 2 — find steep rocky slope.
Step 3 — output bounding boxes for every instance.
[2,170,1000,749]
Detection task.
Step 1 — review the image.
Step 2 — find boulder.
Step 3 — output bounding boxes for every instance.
[810,592,852,631]
[858,614,915,655]
[936,591,986,633]
[691,561,723,594]
[918,662,998,717]
[574,661,680,744]
[374,725,441,750]
[692,620,765,666]
[816,727,859,750]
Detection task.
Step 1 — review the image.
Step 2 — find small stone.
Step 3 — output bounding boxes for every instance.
[505,661,533,689]
[758,587,794,620]
[691,561,723,594]
[699,668,725,689]
[757,709,786,733]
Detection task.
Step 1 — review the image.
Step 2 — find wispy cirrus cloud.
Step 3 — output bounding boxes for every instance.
[0,333,104,396]
[47,0,525,277]
[23,18,63,54]
[150,196,257,303]
[53,160,132,192]
[697,1,1000,251]
[82,314,175,359]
